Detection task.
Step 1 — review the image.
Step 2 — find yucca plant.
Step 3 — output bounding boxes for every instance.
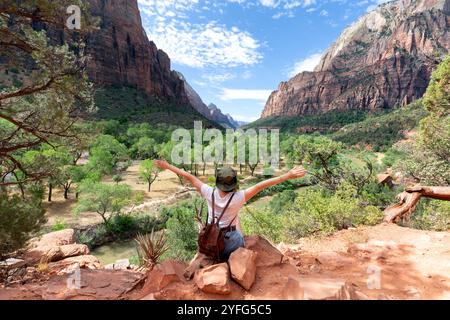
[134,229,169,270]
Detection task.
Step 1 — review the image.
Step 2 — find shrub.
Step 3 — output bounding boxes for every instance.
[134,230,169,269]
[267,190,298,214]
[107,214,136,238]
[76,213,165,249]
[0,192,46,259]
[249,179,305,201]
[52,219,67,232]
[163,201,199,261]
[284,186,383,240]
[243,184,384,243]
[411,200,450,231]
[240,207,284,243]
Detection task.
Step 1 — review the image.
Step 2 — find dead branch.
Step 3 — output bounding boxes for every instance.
[383,186,450,223]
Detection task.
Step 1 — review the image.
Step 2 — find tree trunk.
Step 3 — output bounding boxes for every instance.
[148,182,151,192]
[383,186,450,223]
[248,163,258,176]
[48,183,53,202]
[64,186,69,199]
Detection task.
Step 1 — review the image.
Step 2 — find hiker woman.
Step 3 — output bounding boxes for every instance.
[154,159,307,259]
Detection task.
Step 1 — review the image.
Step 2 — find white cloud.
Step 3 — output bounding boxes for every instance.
[219,88,273,101]
[288,52,322,77]
[138,0,262,68]
[260,0,280,8]
[202,73,236,83]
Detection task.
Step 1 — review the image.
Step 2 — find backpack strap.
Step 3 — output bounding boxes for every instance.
[206,188,215,226]
[226,213,238,229]
[215,192,235,226]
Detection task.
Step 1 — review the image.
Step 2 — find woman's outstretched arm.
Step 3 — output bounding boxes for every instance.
[244,166,307,202]
[154,160,203,192]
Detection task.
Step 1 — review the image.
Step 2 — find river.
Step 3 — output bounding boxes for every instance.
[91,239,138,265]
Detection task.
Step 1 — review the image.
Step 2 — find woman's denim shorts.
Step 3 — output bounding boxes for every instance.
[220,229,245,261]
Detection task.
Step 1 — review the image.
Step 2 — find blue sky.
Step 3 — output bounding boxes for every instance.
[137,0,388,122]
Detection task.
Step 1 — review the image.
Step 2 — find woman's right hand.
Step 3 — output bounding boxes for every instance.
[287,166,307,179]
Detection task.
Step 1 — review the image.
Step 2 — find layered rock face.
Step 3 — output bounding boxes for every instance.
[261,0,450,118]
[174,72,242,128]
[79,0,188,103]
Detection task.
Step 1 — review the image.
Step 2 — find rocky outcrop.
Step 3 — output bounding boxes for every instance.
[0,269,144,300]
[261,0,450,119]
[195,263,231,295]
[23,229,100,271]
[244,235,284,267]
[228,248,257,290]
[142,260,185,293]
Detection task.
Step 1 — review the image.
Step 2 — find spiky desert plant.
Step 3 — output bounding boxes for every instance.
[134,230,169,270]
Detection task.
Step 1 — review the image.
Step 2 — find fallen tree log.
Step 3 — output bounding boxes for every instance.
[383,186,450,223]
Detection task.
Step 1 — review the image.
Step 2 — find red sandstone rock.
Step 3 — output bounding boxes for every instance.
[59,244,90,259]
[195,263,231,295]
[142,260,185,293]
[244,235,283,267]
[31,229,76,247]
[48,255,102,272]
[261,0,449,119]
[69,0,189,103]
[228,248,257,290]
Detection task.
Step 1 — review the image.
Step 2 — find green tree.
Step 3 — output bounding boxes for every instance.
[139,159,161,192]
[0,190,46,259]
[156,141,185,185]
[0,1,96,185]
[74,182,132,225]
[130,137,157,160]
[293,136,374,193]
[88,135,128,175]
[400,56,450,185]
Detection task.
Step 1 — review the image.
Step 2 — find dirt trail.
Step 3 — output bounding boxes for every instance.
[280,224,450,300]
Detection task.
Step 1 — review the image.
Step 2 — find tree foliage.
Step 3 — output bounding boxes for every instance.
[139,159,161,192]
[0,1,96,185]
[399,56,450,185]
[0,190,46,258]
[74,181,132,224]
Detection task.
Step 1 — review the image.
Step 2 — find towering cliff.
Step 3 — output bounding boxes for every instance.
[82,0,188,104]
[261,0,450,119]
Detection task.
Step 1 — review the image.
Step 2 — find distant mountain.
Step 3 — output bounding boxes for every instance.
[174,71,214,121]
[174,72,242,129]
[207,104,241,129]
[261,0,450,120]
[225,115,248,128]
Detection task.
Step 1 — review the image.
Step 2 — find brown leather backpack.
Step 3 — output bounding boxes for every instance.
[198,189,236,261]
